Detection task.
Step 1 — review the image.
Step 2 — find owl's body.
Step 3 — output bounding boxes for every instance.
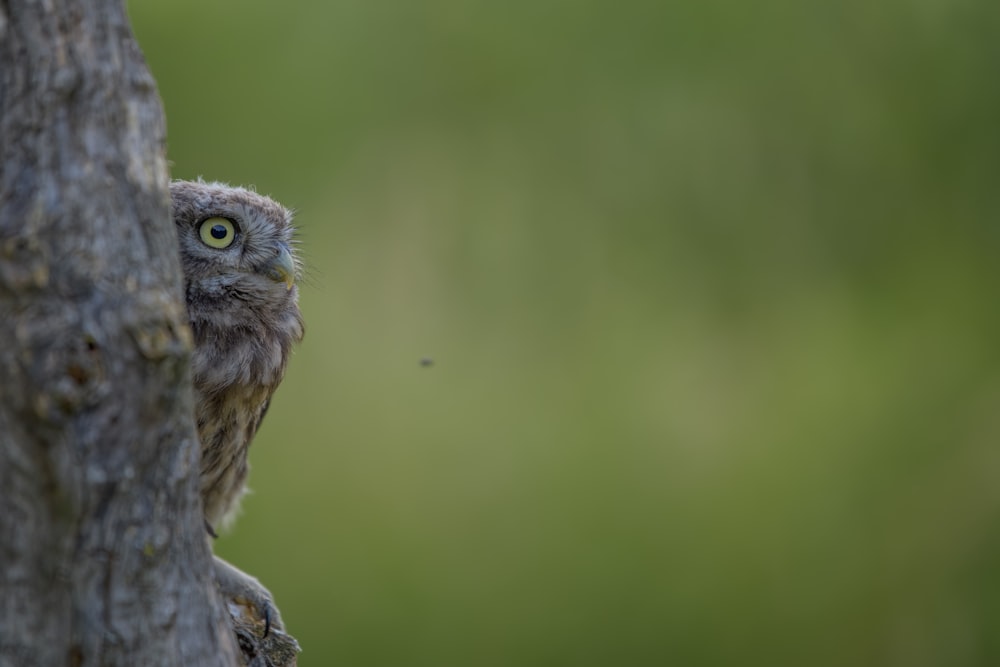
[170,180,304,531]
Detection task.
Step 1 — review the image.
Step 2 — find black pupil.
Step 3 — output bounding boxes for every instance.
[210,224,228,240]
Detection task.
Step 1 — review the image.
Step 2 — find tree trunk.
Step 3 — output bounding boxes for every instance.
[0,1,240,665]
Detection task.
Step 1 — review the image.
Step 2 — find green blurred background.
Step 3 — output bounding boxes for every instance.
[131,1,1000,665]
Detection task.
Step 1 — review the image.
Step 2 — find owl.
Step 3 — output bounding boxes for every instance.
[171,180,304,632]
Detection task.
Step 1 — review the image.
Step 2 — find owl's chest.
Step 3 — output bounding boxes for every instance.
[194,380,271,528]
[190,329,289,527]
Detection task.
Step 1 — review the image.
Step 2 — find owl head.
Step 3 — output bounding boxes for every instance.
[170,180,302,333]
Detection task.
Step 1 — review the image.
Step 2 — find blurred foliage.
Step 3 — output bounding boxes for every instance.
[131,0,1000,665]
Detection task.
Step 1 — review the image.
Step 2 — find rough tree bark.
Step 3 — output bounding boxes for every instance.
[0,1,255,665]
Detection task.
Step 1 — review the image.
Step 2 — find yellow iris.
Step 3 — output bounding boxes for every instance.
[198,217,237,249]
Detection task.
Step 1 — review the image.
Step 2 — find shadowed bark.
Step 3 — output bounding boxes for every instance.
[0,1,291,665]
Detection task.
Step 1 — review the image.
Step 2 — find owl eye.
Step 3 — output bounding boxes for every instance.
[198,217,237,249]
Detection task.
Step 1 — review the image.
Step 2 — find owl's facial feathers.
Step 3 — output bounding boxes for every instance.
[170,180,303,333]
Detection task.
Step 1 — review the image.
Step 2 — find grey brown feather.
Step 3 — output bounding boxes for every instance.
[171,179,304,531]
[171,180,304,638]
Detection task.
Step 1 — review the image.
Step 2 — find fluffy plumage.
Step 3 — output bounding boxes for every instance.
[171,180,304,531]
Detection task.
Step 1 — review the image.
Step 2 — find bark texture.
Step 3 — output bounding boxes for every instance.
[0,1,240,665]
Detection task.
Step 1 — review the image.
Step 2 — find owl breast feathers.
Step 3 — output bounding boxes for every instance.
[170,180,304,531]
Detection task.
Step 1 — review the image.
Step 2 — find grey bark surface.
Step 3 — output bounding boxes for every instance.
[0,1,241,665]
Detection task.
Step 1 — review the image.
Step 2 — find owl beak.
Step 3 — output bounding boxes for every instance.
[264,246,296,291]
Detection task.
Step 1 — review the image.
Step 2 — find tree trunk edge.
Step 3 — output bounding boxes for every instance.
[0,1,295,665]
